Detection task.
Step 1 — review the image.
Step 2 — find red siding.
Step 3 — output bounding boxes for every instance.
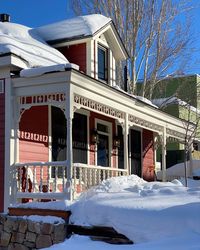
[58,43,87,73]
[89,112,116,167]
[19,106,49,163]
[142,129,155,181]
[0,80,5,212]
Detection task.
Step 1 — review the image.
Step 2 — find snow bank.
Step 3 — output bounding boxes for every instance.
[70,175,200,243]
[44,233,200,250]
[13,174,200,249]
[36,14,111,42]
[156,160,200,179]
[0,22,68,68]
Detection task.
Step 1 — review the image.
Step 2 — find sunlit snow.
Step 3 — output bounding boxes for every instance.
[16,175,200,250]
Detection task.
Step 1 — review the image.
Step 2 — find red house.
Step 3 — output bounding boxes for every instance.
[0,14,188,212]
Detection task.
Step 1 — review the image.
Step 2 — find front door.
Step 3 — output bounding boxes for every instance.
[130,129,142,177]
[97,134,109,167]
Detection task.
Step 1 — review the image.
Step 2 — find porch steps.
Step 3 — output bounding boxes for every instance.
[67,224,133,245]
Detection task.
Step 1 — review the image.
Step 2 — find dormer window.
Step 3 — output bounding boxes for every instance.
[98,45,108,82]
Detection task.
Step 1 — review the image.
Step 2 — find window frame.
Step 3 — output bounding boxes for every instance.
[97,44,108,82]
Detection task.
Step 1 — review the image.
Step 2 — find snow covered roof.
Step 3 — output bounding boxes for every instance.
[35,14,112,43]
[0,22,68,68]
[152,97,187,108]
[152,97,200,114]
[113,85,158,108]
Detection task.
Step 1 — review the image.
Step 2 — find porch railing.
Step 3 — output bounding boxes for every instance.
[13,161,128,202]
[73,163,128,197]
[13,161,69,201]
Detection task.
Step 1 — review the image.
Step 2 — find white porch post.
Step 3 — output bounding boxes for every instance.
[65,85,73,201]
[10,99,20,205]
[124,113,129,173]
[162,127,167,182]
[4,74,13,212]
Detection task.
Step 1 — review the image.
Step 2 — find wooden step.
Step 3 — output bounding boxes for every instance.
[67,224,133,244]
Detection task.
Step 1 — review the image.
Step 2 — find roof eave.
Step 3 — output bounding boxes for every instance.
[0,53,28,70]
[46,21,129,61]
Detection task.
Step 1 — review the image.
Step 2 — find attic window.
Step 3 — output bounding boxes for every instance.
[98,45,108,82]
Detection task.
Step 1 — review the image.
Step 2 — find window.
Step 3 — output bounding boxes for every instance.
[51,108,88,178]
[98,45,108,81]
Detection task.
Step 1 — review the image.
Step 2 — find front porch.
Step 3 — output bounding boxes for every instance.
[5,70,189,209]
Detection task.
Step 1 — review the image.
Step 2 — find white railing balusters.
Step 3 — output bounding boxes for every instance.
[13,161,128,201]
[62,166,65,192]
[25,166,28,192]
[47,165,50,192]
[33,165,36,192]
[54,166,58,192]
[39,166,43,192]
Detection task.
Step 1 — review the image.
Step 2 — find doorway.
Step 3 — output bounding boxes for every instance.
[130,129,142,177]
[96,120,112,167]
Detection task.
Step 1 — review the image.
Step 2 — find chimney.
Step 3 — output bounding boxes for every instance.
[0,14,10,22]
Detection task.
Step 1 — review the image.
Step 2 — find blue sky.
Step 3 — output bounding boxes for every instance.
[0,0,74,27]
[0,0,200,74]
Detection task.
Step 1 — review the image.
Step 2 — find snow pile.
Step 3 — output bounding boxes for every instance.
[156,160,200,179]
[0,22,68,68]
[14,174,200,249]
[36,14,111,42]
[70,175,200,243]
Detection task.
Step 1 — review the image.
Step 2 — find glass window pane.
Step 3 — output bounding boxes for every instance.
[98,46,108,81]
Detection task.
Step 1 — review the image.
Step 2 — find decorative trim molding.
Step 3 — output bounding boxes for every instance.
[74,94,125,120]
[17,93,66,122]
[19,93,66,106]
[166,128,185,140]
[128,114,163,132]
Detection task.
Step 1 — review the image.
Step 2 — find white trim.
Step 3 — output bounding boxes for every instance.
[4,76,12,212]
[48,105,52,162]
[95,118,113,167]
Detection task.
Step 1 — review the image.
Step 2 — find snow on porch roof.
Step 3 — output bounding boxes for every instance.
[35,14,112,43]
[0,22,68,68]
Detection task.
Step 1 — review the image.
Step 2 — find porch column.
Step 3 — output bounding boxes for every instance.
[124,113,129,173]
[162,127,167,182]
[65,86,73,201]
